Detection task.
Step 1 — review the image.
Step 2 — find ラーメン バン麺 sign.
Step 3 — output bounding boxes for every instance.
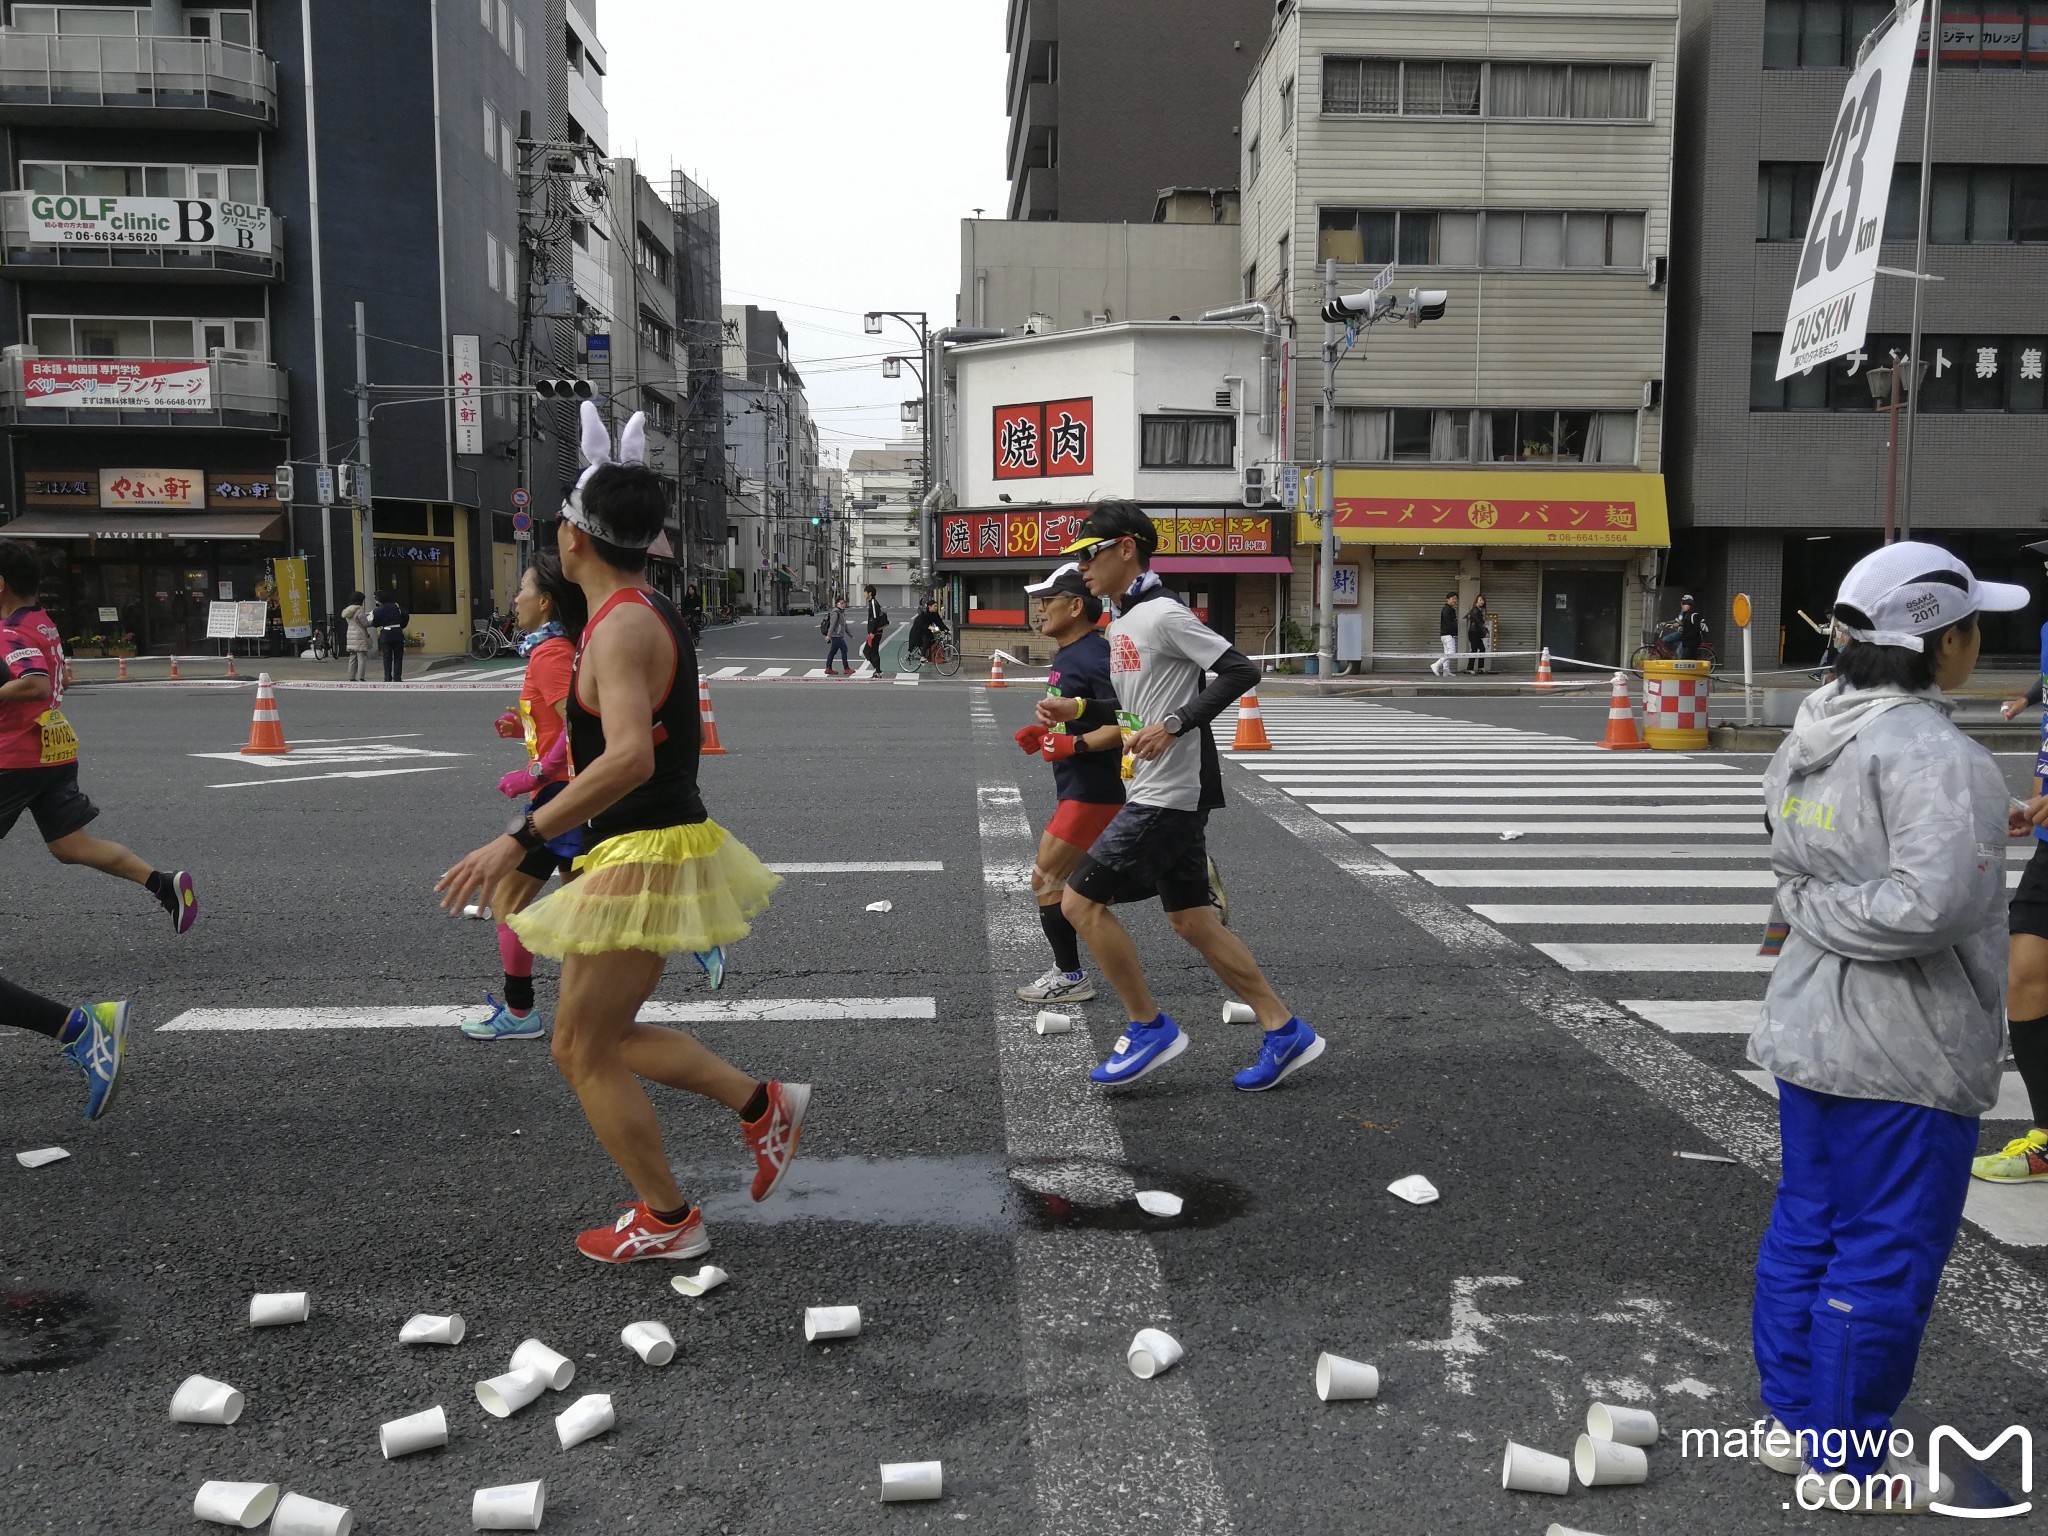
[23,194,273,254]
[1307,471,1670,548]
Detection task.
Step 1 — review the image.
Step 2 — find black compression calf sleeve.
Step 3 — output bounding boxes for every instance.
[503,975,536,1015]
[0,976,74,1039]
[2011,1014,2048,1128]
[1039,903,1082,974]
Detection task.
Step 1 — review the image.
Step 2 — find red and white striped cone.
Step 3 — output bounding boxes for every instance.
[698,676,726,755]
[1598,671,1647,751]
[240,673,291,754]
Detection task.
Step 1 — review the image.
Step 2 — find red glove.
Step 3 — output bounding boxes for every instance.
[1014,724,1048,756]
[1041,732,1081,763]
[498,767,535,800]
[494,709,521,739]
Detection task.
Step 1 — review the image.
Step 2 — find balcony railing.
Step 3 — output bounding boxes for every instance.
[0,191,280,282]
[0,31,277,127]
[0,350,287,431]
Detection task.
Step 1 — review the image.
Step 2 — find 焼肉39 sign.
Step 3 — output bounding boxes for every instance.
[1776,0,1924,380]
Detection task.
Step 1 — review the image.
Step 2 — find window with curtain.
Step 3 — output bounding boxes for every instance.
[1322,56,1639,117]
[1323,408,1391,462]
[1390,409,1433,461]
[1141,415,1236,469]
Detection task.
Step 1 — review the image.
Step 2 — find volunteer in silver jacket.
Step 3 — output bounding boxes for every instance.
[1748,542,2028,1509]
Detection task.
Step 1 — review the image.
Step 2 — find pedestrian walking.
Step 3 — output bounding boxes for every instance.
[438,405,802,1264]
[372,591,409,682]
[1797,606,1838,682]
[461,552,589,1042]
[1034,502,1324,1093]
[861,584,888,678]
[1749,541,2028,1512]
[1463,594,1490,674]
[0,539,197,934]
[820,599,851,675]
[341,590,374,682]
[0,975,128,1120]
[1674,593,1710,660]
[1433,590,1459,677]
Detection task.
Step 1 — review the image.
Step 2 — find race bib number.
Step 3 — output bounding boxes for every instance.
[38,708,78,765]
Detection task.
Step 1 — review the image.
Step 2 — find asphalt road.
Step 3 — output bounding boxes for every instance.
[2,619,2044,1533]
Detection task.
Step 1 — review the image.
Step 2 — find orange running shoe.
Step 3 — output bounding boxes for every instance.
[575,1202,712,1264]
[743,1081,812,1201]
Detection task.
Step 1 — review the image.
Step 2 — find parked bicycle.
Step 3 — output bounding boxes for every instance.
[308,614,345,661]
[469,612,521,661]
[1630,622,1717,670]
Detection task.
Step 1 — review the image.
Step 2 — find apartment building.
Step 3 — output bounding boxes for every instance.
[722,303,820,613]
[845,441,923,615]
[1241,0,1681,670]
[1668,0,2048,664]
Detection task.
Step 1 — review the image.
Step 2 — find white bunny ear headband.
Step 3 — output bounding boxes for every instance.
[559,400,652,548]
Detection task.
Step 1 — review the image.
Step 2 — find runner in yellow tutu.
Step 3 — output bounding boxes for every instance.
[438,404,810,1263]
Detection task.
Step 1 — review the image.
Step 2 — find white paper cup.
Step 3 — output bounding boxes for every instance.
[621,1320,675,1366]
[248,1292,309,1327]
[474,1366,547,1419]
[15,1146,68,1168]
[1126,1328,1183,1379]
[1222,1000,1257,1025]
[1586,1402,1659,1446]
[804,1305,862,1342]
[379,1404,448,1459]
[399,1313,465,1346]
[879,1460,943,1502]
[1386,1174,1440,1206]
[554,1392,615,1450]
[191,1480,278,1528]
[1545,1527,1614,1536]
[1032,1010,1073,1035]
[472,1479,546,1530]
[1314,1352,1380,1402]
[268,1492,353,1536]
[1575,1433,1649,1487]
[508,1338,575,1390]
[1501,1441,1571,1495]
[1134,1189,1184,1217]
[671,1265,729,1298]
[170,1374,244,1425]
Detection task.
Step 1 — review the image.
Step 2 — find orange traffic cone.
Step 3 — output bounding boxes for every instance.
[1230,691,1273,751]
[63,655,74,688]
[240,672,290,754]
[1598,671,1647,751]
[698,676,726,755]
[988,651,1008,688]
[224,652,239,680]
[1534,647,1555,692]
[116,654,130,682]
[168,654,180,680]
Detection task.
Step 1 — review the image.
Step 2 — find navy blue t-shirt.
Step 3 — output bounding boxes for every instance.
[1048,630,1124,806]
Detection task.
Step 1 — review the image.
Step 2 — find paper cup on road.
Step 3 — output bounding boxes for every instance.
[1135,1189,1183,1217]
[1127,1328,1183,1379]
[1575,1433,1648,1487]
[1032,1010,1073,1035]
[1546,1527,1614,1536]
[472,1479,546,1530]
[1222,1001,1257,1025]
[554,1392,615,1450]
[15,1146,68,1168]
[191,1480,278,1528]
[671,1265,728,1298]
[475,1366,547,1419]
[1586,1402,1659,1446]
[379,1404,448,1459]
[1314,1353,1379,1402]
[508,1338,575,1390]
[268,1492,353,1536]
[865,900,893,913]
[1502,1441,1571,1495]
[805,1305,862,1342]
[621,1320,675,1366]
[248,1292,309,1327]
[399,1312,465,1346]
[879,1461,943,1502]
[170,1375,244,1425]
[1386,1174,1440,1206]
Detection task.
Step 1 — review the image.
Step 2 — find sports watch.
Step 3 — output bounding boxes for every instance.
[1160,711,1188,738]
[507,810,546,851]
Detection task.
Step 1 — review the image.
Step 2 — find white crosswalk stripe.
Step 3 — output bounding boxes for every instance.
[697,664,919,685]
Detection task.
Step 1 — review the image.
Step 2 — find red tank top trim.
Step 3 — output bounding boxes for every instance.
[572,586,678,720]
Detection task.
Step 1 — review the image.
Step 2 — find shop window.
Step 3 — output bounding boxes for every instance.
[375,542,456,614]
[1763,0,1892,67]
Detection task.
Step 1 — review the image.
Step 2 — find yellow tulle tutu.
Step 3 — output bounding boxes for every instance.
[507,820,781,958]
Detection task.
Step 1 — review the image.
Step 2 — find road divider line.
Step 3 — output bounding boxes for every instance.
[159,997,939,1031]
[1341,821,1765,836]
[1621,999,1762,1034]
[766,861,944,873]
[1471,903,1770,925]
[209,766,462,789]
[1533,942,1778,972]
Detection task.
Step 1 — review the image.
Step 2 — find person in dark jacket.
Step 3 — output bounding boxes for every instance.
[861,585,888,678]
[907,598,949,665]
[372,592,409,682]
[1463,594,1490,675]
[1433,591,1459,677]
[1675,593,1710,660]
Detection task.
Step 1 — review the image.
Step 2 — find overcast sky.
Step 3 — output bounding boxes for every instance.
[601,0,1012,469]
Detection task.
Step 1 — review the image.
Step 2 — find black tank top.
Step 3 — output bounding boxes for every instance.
[567,587,707,841]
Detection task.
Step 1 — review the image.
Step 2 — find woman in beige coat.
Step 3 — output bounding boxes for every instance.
[341,590,374,682]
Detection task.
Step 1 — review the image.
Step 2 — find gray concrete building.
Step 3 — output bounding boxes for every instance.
[1006,0,1272,222]
[1668,0,2048,666]
[957,218,1243,332]
[722,304,821,613]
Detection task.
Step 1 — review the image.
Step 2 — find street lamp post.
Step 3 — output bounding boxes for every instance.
[865,309,931,590]
[1867,357,1925,547]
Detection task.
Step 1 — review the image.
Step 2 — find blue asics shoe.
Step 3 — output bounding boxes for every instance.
[62,1001,129,1121]
[460,994,547,1041]
[1234,1017,1326,1092]
[693,946,728,991]
[1089,1015,1189,1087]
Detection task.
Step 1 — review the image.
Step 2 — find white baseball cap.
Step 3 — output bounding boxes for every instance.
[1834,540,2029,652]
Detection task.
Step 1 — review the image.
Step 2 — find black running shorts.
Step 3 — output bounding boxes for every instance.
[2012,840,2048,940]
[1068,803,1212,913]
[0,762,98,844]
[516,843,579,882]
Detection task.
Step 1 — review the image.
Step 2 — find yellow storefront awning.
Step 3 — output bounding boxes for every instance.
[1295,471,1669,550]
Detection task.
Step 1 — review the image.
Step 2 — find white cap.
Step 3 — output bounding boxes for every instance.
[1834,540,2029,652]
[1025,562,1090,599]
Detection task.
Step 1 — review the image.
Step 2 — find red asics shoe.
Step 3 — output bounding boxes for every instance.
[575,1202,712,1264]
[743,1081,812,1201]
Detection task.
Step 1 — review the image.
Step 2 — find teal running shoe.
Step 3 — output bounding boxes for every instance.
[62,1001,129,1121]
[460,994,547,1041]
[693,946,728,991]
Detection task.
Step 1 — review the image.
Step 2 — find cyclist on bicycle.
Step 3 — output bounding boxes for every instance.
[908,597,949,666]
[1675,593,1710,661]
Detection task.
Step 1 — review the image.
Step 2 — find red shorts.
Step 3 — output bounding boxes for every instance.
[1046,799,1122,851]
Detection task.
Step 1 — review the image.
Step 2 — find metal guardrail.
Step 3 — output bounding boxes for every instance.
[0,30,277,124]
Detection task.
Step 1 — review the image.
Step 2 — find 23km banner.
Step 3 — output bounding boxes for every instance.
[1777,0,1923,380]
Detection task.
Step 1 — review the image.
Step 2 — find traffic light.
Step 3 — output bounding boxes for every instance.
[273,464,295,502]
[1403,287,1450,326]
[336,463,356,501]
[534,378,595,401]
[1321,289,1396,325]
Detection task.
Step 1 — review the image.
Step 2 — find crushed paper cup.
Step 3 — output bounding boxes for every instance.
[508,1337,575,1390]
[472,1479,546,1531]
[879,1460,943,1502]
[1587,1402,1659,1446]
[865,900,893,913]
[1221,1000,1257,1025]
[1546,1527,1614,1536]
[191,1480,279,1528]
[1314,1352,1380,1402]
[554,1392,615,1450]
[15,1146,68,1168]
[1387,1174,1440,1206]
[1032,1010,1073,1035]
[621,1320,675,1366]
[1126,1328,1182,1380]
[1134,1190,1184,1218]
[1575,1432,1649,1487]
[461,903,492,921]
[399,1312,465,1346]
[1673,1151,1738,1165]
[1500,831,1525,842]
[474,1366,547,1419]
[268,1492,353,1536]
[379,1404,448,1459]
[248,1292,309,1327]
[671,1265,729,1298]
[805,1305,862,1342]
[1502,1441,1571,1495]
[170,1375,245,1426]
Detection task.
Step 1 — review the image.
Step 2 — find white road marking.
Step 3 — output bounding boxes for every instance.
[708,666,746,679]
[894,672,920,686]
[1300,786,1762,802]
[1380,843,1774,860]
[290,733,426,744]
[1621,999,1762,1034]
[756,667,790,679]
[1341,820,1765,836]
[1313,801,1760,817]
[1535,942,1777,973]
[766,861,944,873]
[194,744,467,769]
[209,766,462,789]
[1261,773,1755,787]
[159,997,939,1031]
[1471,903,1770,925]
[805,668,829,678]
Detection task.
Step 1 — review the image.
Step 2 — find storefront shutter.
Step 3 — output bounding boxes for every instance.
[1478,560,1540,669]
[1370,559,1463,665]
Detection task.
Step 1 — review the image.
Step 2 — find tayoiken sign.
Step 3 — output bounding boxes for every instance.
[25,195,272,255]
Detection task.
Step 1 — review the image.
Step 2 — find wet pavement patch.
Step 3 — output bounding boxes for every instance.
[1008,1157,1253,1233]
[0,1290,121,1375]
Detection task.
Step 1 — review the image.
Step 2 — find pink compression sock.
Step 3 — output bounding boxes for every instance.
[497,924,535,978]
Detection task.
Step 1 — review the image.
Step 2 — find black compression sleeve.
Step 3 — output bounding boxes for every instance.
[1077,698,1121,727]
[2030,681,2044,709]
[1177,649,1261,734]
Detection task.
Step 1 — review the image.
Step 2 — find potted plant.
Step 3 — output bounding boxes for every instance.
[403,629,426,651]
[68,635,101,658]
[1274,618,1309,675]
[107,632,137,657]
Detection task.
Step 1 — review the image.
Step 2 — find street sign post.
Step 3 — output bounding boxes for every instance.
[1733,592,1756,725]
[510,488,530,508]
[511,511,532,534]
[315,466,335,507]
[1278,463,1302,512]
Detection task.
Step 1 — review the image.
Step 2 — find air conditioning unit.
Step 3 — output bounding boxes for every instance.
[1645,255,1667,290]
[1642,379,1663,409]
[1090,311,1111,326]
[1241,464,1269,508]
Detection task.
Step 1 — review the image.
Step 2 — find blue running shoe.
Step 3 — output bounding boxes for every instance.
[1089,1015,1189,1087]
[1234,1017,1326,1092]
[460,994,547,1041]
[693,946,728,991]
[62,1001,129,1121]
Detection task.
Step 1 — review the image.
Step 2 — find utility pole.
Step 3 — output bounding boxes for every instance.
[1318,259,1339,688]
[1897,9,1941,539]
[354,300,375,603]
[515,110,536,591]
